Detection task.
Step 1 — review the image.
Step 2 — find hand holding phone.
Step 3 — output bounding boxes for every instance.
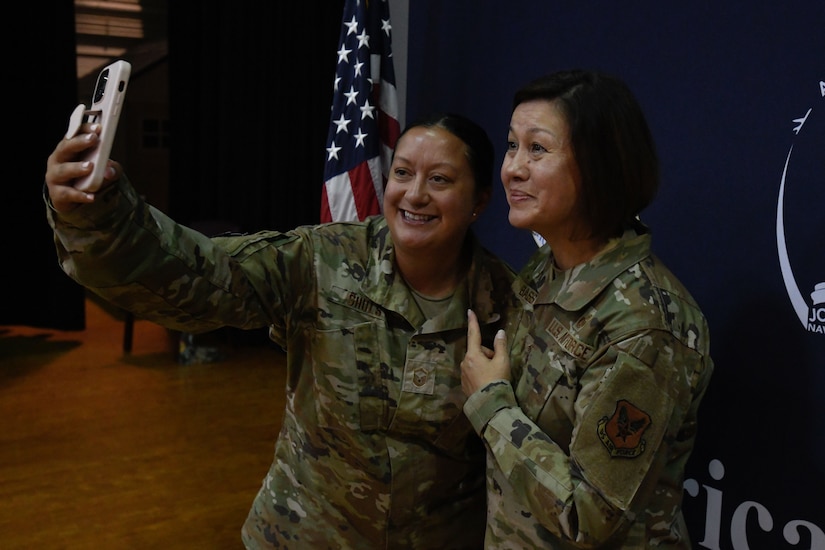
[69,60,131,192]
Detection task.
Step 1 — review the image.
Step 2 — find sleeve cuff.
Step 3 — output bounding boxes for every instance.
[44,176,135,229]
[463,379,518,435]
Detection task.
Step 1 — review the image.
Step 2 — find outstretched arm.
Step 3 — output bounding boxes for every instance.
[43,123,274,334]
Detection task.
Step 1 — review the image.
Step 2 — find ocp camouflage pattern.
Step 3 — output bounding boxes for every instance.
[47,176,516,549]
[463,225,714,548]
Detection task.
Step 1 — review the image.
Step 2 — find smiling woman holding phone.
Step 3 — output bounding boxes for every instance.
[44,111,515,549]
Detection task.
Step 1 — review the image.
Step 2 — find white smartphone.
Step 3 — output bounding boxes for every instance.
[72,60,131,192]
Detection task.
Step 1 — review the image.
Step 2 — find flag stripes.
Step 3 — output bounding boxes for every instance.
[321,0,400,223]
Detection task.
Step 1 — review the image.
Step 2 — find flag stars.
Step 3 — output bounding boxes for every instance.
[326,142,342,161]
[344,15,359,36]
[356,29,370,49]
[322,0,398,222]
[344,87,359,105]
[333,114,350,134]
[354,128,368,148]
[360,100,376,120]
[337,45,352,64]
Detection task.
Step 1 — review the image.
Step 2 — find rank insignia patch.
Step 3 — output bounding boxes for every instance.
[597,399,651,458]
[402,361,436,395]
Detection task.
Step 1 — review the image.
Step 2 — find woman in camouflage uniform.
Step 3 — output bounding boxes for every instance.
[45,113,515,548]
[461,70,714,548]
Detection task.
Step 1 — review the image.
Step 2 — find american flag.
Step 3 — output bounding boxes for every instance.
[320,0,400,223]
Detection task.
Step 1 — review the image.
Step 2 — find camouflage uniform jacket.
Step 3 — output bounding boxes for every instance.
[46,176,515,549]
[463,225,714,549]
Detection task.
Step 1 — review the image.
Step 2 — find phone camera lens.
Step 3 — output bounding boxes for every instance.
[93,69,110,103]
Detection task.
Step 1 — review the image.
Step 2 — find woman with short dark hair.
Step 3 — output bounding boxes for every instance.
[462,70,714,548]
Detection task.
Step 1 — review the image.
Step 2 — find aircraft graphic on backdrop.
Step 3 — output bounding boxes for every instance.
[776,79,825,335]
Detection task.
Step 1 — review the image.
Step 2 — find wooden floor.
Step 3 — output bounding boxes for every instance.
[0,296,287,549]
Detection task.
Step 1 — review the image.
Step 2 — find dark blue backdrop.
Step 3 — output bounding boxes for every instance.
[405,2,824,548]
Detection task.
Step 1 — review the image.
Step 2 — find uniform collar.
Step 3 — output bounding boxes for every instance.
[360,216,502,330]
[515,225,653,311]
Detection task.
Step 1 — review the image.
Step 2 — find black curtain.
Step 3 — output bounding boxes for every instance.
[167,1,345,233]
[1,0,86,329]
[1,2,345,330]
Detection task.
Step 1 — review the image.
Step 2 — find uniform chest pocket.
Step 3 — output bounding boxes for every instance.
[514,331,567,421]
[392,340,470,453]
[312,322,386,432]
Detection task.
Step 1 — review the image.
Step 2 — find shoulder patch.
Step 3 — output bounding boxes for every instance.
[597,399,651,458]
